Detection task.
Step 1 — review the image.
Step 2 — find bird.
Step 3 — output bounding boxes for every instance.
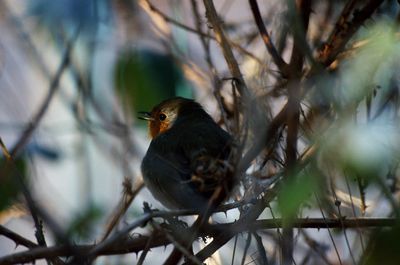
[139,97,233,213]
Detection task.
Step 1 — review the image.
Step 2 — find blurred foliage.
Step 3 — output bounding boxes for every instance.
[317,22,400,183]
[66,205,103,241]
[364,224,400,265]
[278,171,318,222]
[28,0,111,32]
[26,142,61,161]
[114,49,192,118]
[0,157,26,211]
[338,23,399,108]
[320,121,400,180]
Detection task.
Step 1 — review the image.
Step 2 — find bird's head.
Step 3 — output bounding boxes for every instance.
[139,97,202,139]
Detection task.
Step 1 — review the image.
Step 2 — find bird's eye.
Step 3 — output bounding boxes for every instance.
[159,113,167,121]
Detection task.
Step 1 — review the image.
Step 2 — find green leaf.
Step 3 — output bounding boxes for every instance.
[114,49,192,119]
[66,205,102,240]
[363,223,400,265]
[278,172,317,223]
[0,158,26,211]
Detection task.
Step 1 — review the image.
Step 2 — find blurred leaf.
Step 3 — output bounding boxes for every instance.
[26,142,61,161]
[66,205,102,240]
[278,171,318,222]
[114,49,192,118]
[320,121,400,180]
[0,158,26,211]
[28,0,111,31]
[364,224,400,265]
[338,22,400,108]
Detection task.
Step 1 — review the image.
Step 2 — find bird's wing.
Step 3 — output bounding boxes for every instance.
[176,122,232,198]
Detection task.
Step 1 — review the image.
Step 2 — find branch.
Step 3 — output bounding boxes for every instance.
[0,217,394,265]
[202,0,251,99]
[100,179,144,241]
[248,0,290,77]
[283,1,312,263]
[238,103,287,173]
[318,0,385,66]
[0,225,37,249]
[0,225,65,265]
[195,185,279,262]
[0,232,168,265]
[144,0,262,64]
[9,28,80,157]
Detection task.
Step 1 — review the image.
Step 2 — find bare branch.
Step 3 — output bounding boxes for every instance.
[248,0,290,77]
[144,0,262,64]
[318,0,385,66]
[202,0,251,99]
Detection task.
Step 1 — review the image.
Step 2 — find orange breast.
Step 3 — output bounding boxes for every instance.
[149,121,170,139]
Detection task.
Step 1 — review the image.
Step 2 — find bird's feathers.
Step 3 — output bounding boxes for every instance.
[141,98,232,210]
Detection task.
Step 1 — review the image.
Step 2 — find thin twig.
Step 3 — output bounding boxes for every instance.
[150,221,202,265]
[300,229,333,265]
[202,0,250,99]
[144,0,262,64]
[240,233,252,265]
[344,173,366,251]
[0,225,37,249]
[10,28,80,157]
[100,179,144,241]
[330,180,357,265]
[318,0,385,66]
[190,0,233,131]
[1,139,48,249]
[137,232,155,265]
[315,193,343,265]
[253,232,269,265]
[248,0,289,77]
[231,234,239,265]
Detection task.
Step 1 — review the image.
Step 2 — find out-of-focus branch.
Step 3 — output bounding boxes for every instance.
[202,0,250,99]
[248,0,290,77]
[9,28,80,158]
[323,0,359,55]
[144,0,262,64]
[1,139,47,249]
[283,1,312,264]
[239,104,287,173]
[0,225,37,249]
[100,179,144,241]
[190,0,234,132]
[318,0,385,66]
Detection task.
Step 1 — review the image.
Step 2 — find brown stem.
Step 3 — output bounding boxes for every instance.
[202,0,250,99]
[248,0,290,77]
[318,0,385,66]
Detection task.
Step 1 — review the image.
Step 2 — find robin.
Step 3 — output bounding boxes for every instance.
[139,97,233,212]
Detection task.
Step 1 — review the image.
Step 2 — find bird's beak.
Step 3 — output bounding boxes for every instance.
[138,111,154,121]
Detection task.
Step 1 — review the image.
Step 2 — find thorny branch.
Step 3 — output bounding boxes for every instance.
[0,217,395,264]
